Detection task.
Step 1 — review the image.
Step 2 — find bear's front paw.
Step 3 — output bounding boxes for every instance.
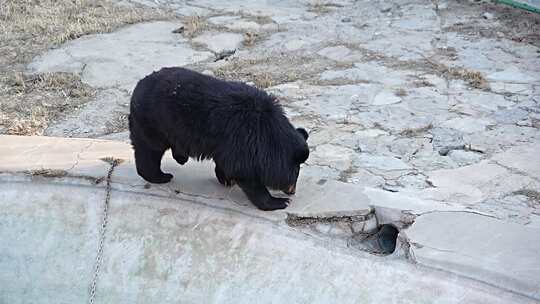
[258,197,289,211]
[217,177,236,187]
[145,173,173,184]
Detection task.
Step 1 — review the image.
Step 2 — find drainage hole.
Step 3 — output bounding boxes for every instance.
[375,224,399,254]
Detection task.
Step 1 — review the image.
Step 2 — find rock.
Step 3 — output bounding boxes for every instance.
[491,143,540,178]
[355,154,411,171]
[308,144,355,171]
[431,127,466,155]
[423,160,538,204]
[284,39,306,51]
[351,216,378,234]
[228,20,261,31]
[317,45,351,61]
[448,150,483,166]
[354,129,389,138]
[380,3,392,13]
[487,66,538,83]
[397,174,431,190]
[482,12,494,20]
[202,70,215,76]
[347,168,386,188]
[300,164,341,181]
[372,91,401,105]
[441,117,494,134]
[208,15,262,32]
[493,108,529,124]
[193,32,244,53]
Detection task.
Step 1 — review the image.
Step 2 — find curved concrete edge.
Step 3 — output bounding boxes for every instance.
[1,135,539,301]
[3,181,536,303]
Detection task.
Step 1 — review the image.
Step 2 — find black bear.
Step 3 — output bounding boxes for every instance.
[129,67,309,211]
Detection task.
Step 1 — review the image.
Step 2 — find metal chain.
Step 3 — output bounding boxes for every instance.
[88,159,120,304]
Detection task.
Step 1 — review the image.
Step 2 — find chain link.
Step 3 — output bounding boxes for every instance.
[88,159,120,304]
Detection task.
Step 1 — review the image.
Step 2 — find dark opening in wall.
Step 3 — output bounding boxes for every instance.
[376,224,399,254]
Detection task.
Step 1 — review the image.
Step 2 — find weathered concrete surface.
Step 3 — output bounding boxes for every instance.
[1,135,540,302]
[8,0,540,301]
[407,212,540,299]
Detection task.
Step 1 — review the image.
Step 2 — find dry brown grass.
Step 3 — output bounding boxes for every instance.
[0,0,169,135]
[213,54,330,89]
[178,15,206,38]
[307,1,343,14]
[243,32,259,47]
[104,112,129,135]
[422,58,489,89]
[1,72,95,135]
[514,189,540,205]
[399,123,433,137]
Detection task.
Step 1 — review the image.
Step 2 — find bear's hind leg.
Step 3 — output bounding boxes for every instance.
[214,164,235,187]
[134,145,173,184]
[237,180,289,211]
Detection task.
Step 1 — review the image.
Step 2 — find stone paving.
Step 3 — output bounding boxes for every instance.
[28,0,540,228]
[1,0,540,302]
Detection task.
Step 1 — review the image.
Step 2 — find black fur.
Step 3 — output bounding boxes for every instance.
[129,67,309,211]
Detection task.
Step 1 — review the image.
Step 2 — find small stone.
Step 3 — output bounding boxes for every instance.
[284,39,306,51]
[516,119,532,127]
[355,154,411,171]
[202,70,214,76]
[317,45,351,61]
[193,32,244,53]
[172,26,185,34]
[309,144,355,171]
[351,217,380,234]
[372,91,401,105]
[482,12,494,20]
[448,150,483,166]
[381,4,392,13]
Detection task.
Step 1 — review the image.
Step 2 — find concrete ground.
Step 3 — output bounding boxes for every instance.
[26,0,540,228]
[1,135,539,303]
[0,0,539,303]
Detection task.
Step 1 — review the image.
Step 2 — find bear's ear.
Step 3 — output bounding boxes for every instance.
[296,128,309,140]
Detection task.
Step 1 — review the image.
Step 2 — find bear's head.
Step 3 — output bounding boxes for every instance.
[280,127,309,194]
[257,125,309,195]
[213,93,310,194]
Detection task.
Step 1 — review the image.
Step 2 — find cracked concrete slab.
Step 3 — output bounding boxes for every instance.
[406,211,540,300]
